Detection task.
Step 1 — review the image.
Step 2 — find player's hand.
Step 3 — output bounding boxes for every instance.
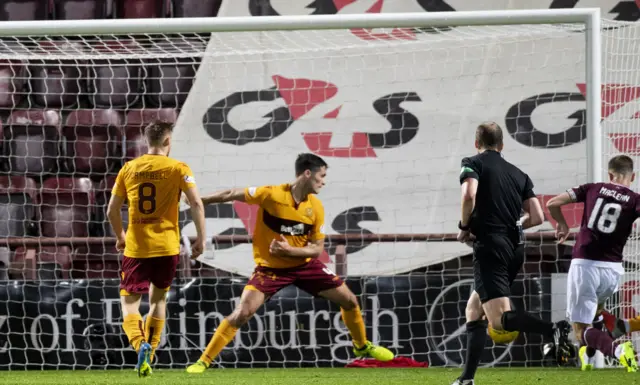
[191,237,206,259]
[457,229,473,244]
[555,222,570,244]
[269,235,292,256]
[115,236,126,252]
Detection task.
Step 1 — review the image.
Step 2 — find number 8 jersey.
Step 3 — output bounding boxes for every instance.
[112,154,197,258]
[568,182,640,267]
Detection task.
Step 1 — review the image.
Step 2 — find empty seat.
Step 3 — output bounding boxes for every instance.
[0,1,48,21]
[94,176,129,236]
[13,246,72,279]
[0,60,27,107]
[38,177,94,237]
[30,41,84,108]
[63,109,123,176]
[53,0,109,20]
[3,110,62,176]
[146,43,203,107]
[87,40,143,108]
[171,0,221,17]
[116,0,164,18]
[0,176,37,237]
[72,245,120,279]
[124,109,177,159]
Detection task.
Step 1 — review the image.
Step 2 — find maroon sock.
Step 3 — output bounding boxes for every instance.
[584,327,616,357]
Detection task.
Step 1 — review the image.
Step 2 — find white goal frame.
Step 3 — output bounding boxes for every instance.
[0,8,604,182]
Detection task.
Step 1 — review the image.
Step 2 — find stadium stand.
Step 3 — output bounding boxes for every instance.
[0,0,214,280]
[0,1,49,21]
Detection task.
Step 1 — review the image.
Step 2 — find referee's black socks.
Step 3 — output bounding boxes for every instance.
[501,310,554,337]
[460,319,488,380]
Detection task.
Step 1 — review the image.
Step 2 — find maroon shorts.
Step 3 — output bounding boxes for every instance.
[246,258,344,297]
[120,255,179,296]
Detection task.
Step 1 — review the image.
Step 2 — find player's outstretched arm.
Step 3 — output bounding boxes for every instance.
[185,188,246,206]
[546,192,573,243]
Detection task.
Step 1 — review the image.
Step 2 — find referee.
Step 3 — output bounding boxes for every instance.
[452,122,572,385]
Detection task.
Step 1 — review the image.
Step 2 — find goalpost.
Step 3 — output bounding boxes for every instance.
[4,7,640,370]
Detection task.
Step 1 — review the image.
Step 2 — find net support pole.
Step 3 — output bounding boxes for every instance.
[585,9,603,183]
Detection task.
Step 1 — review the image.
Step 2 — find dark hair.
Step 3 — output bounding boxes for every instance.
[476,121,503,149]
[295,153,328,176]
[608,155,634,175]
[144,121,174,147]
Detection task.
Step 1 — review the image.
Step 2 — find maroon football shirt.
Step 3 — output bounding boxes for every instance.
[569,182,640,263]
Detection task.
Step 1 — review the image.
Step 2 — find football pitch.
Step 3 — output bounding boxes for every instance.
[3,368,636,385]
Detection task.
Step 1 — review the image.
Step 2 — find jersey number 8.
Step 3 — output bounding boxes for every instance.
[587,197,621,234]
[138,182,157,214]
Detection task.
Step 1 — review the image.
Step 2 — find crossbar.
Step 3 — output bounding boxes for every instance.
[0,8,601,36]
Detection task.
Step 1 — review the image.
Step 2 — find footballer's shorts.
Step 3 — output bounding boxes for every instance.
[566,259,622,324]
[472,234,524,303]
[246,258,344,297]
[120,255,179,296]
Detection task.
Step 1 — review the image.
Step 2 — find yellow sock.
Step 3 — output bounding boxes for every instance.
[201,319,239,365]
[341,306,367,349]
[122,313,146,352]
[144,316,165,362]
[628,318,640,332]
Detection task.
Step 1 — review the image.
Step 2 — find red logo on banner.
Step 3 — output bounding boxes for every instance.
[272,75,420,158]
[576,83,640,155]
[537,194,584,229]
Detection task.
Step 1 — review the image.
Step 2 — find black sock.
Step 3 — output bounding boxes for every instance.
[460,319,487,381]
[501,310,554,337]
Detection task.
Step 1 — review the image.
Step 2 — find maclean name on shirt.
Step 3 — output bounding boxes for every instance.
[600,186,630,203]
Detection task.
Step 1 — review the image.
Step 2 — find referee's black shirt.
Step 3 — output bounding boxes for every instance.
[459,150,535,239]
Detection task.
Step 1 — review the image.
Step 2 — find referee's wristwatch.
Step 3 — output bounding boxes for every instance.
[458,221,470,231]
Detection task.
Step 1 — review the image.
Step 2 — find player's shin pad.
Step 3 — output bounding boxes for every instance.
[341,306,367,349]
[144,316,165,361]
[122,314,146,352]
[201,319,239,365]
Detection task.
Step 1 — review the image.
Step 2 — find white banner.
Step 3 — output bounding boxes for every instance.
[171,1,640,276]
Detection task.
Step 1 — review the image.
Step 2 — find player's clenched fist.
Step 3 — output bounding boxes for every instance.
[116,232,126,252]
[554,222,570,244]
[191,237,206,259]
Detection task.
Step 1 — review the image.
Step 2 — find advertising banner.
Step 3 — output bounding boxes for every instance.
[0,275,549,369]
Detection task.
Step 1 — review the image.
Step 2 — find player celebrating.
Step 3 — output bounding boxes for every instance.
[107,121,207,377]
[185,153,394,373]
[546,155,639,372]
[453,122,572,385]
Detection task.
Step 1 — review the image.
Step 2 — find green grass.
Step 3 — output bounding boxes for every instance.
[3,368,638,385]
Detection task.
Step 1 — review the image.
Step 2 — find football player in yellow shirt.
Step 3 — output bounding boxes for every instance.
[107,121,206,377]
[185,153,394,373]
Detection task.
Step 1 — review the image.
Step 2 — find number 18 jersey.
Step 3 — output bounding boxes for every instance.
[112,154,197,258]
[569,182,640,265]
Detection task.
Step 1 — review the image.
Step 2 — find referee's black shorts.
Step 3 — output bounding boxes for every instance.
[472,234,524,303]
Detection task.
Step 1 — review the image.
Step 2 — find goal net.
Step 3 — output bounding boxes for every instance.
[0,10,636,370]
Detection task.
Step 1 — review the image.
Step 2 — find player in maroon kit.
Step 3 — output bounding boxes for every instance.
[546,155,639,372]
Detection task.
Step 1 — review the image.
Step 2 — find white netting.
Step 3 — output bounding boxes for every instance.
[601,20,640,364]
[0,16,634,370]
